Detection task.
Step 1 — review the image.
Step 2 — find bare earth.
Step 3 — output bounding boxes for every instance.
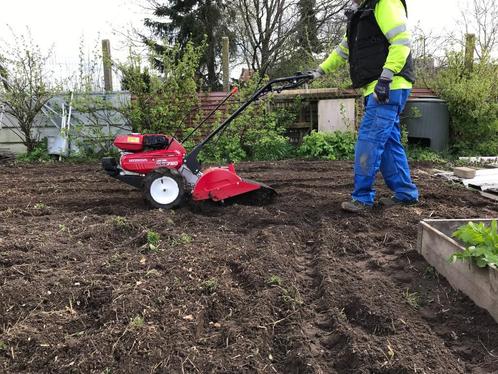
[1,160,497,373]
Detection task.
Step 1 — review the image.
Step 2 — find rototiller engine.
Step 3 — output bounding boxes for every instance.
[102,74,313,209]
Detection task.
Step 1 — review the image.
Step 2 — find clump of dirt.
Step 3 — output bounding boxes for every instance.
[0,160,497,373]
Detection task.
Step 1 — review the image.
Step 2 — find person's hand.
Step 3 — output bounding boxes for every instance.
[306,68,324,80]
[373,77,392,104]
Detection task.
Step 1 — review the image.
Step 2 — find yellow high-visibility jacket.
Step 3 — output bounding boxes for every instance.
[320,0,412,96]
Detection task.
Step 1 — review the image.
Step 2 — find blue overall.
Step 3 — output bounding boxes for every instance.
[352,89,419,205]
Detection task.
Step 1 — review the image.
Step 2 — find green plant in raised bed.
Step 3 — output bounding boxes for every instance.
[450,220,498,269]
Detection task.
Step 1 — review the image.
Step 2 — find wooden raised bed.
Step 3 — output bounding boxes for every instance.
[417,219,498,323]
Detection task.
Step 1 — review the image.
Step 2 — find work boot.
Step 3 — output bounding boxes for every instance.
[341,200,372,213]
[379,196,418,208]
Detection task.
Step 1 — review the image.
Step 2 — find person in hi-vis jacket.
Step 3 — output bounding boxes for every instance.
[310,0,419,213]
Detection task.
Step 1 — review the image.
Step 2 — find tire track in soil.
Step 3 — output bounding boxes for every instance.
[272,214,335,374]
[294,230,331,373]
[291,224,358,374]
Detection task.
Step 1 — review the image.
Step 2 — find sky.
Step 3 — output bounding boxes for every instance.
[0,0,471,82]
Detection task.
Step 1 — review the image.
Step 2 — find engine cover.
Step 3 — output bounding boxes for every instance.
[114,134,145,152]
[114,134,171,152]
[119,138,187,174]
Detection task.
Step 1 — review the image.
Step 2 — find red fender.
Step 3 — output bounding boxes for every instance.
[192,164,261,201]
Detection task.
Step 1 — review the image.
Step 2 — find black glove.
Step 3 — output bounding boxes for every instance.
[374,77,392,104]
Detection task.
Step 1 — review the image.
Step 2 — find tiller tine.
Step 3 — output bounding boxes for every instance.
[192,164,276,205]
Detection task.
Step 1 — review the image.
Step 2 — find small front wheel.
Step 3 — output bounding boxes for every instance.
[143,170,185,209]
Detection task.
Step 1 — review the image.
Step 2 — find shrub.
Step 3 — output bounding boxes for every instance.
[407,146,447,163]
[118,40,204,135]
[252,134,295,161]
[433,54,498,155]
[298,130,356,160]
[191,74,300,163]
[16,138,51,163]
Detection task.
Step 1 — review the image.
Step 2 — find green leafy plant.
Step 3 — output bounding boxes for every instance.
[200,278,218,294]
[129,315,145,329]
[298,130,356,160]
[112,216,128,227]
[146,230,161,252]
[34,203,47,210]
[450,220,498,268]
[16,138,51,163]
[252,134,295,161]
[267,275,283,286]
[178,233,192,244]
[407,146,447,163]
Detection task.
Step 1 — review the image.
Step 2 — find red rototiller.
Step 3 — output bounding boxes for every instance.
[102,74,313,209]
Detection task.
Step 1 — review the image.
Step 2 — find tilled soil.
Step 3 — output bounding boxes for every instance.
[1,160,497,374]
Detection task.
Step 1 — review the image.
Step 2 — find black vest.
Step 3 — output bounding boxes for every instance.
[346,0,415,88]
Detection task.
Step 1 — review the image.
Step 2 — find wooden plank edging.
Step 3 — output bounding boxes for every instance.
[417,219,498,323]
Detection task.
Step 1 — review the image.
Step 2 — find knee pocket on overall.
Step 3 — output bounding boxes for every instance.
[355,140,379,177]
[359,104,398,143]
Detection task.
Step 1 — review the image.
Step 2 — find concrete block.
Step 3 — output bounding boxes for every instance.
[454,167,476,179]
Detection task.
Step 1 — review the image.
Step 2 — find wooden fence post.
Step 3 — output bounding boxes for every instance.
[222,37,230,92]
[102,39,113,92]
[464,33,476,72]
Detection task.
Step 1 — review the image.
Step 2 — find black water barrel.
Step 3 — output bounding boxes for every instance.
[403,98,450,152]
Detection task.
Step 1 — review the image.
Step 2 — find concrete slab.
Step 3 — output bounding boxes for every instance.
[454,167,476,179]
[318,98,356,133]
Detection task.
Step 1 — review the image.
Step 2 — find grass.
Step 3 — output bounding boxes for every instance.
[404,289,420,309]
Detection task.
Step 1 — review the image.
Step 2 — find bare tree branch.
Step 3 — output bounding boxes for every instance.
[229,0,346,77]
